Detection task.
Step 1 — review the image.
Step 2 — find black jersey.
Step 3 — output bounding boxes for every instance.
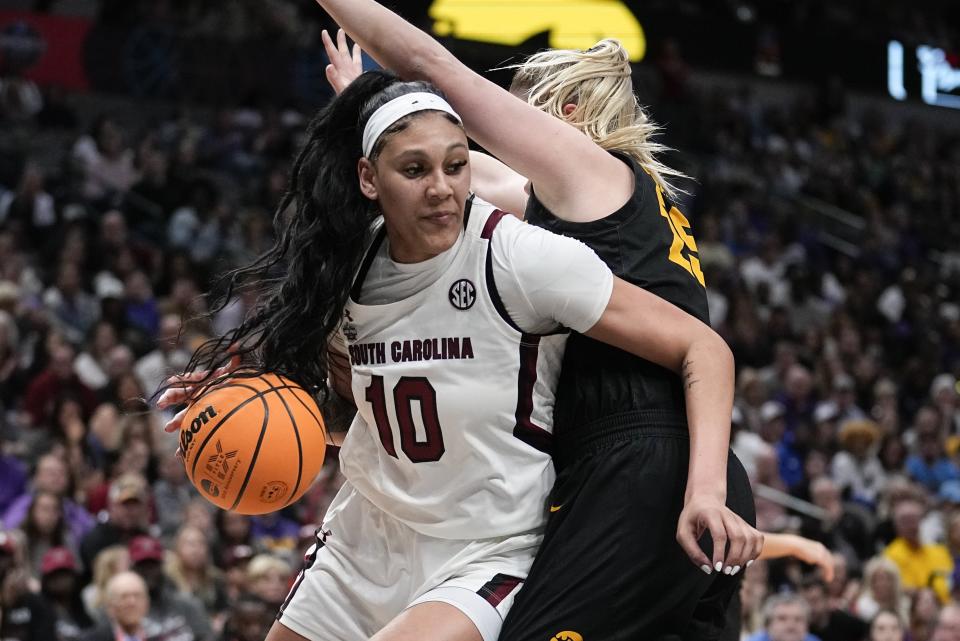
[525,153,709,460]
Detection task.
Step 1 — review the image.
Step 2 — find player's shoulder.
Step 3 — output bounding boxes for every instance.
[465,194,516,238]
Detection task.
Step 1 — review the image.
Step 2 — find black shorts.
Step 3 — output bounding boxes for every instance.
[499,424,755,641]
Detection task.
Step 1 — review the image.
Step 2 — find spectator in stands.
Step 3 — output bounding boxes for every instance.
[801,576,869,641]
[3,453,94,544]
[123,271,159,342]
[0,162,56,257]
[80,570,149,641]
[165,525,227,622]
[217,593,271,641]
[213,511,254,565]
[801,476,874,563]
[134,314,190,399]
[248,510,300,555]
[153,446,194,540]
[73,321,120,392]
[932,603,960,641]
[759,399,805,490]
[22,342,98,429]
[220,545,255,603]
[884,498,953,603]
[831,419,886,508]
[0,530,56,641]
[826,373,868,425]
[43,262,99,347]
[128,535,211,641]
[930,374,959,436]
[80,545,129,624]
[71,116,139,204]
[244,554,291,611]
[869,609,905,641]
[79,473,151,571]
[855,556,910,623]
[908,588,940,641]
[748,592,820,641]
[18,489,76,577]
[0,446,27,516]
[907,406,960,493]
[0,309,26,414]
[39,547,94,641]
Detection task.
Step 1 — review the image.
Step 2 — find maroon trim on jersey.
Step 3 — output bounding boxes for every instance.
[480,208,508,240]
[514,334,553,454]
[476,573,523,607]
[278,532,325,619]
[350,225,387,302]
[482,209,525,333]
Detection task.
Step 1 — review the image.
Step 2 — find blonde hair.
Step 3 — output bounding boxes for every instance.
[508,39,686,199]
[91,545,130,609]
[862,556,906,609]
[245,553,291,583]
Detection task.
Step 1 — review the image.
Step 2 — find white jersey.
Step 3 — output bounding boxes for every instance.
[338,196,612,539]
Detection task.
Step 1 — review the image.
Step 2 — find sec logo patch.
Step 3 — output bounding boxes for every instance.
[449,279,476,310]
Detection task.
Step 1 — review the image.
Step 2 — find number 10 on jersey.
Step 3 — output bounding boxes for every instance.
[365,375,446,463]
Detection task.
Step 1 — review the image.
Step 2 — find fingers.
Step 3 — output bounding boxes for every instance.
[352,42,362,68]
[337,28,349,57]
[321,29,337,59]
[156,386,191,409]
[703,512,729,575]
[721,513,749,576]
[163,407,189,433]
[815,543,835,582]
[678,506,763,577]
[722,513,764,575]
[676,514,712,573]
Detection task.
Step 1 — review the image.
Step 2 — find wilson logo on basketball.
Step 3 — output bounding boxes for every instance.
[206,441,238,481]
[178,405,218,454]
[449,279,476,310]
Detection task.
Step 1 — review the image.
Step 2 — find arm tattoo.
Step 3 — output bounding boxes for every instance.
[321,392,357,434]
[682,357,700,390]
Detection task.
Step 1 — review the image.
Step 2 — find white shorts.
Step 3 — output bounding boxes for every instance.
[277,482,542,641]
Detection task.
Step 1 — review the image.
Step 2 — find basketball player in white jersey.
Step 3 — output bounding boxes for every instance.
[160,69,745,641]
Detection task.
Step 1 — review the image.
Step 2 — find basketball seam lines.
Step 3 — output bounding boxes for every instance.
[228,396,271,512]
[187,382,313,482]
[264,375,304,509]
[188,382,266,483]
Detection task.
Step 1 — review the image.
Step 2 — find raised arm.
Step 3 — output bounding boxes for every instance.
[586,277,763,573]
[313,0,634,222]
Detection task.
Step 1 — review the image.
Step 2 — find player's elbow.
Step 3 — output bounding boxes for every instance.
[685,328,734,373]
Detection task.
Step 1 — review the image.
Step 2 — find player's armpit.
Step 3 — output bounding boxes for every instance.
[469,151,529,217]
[322,391,356,446]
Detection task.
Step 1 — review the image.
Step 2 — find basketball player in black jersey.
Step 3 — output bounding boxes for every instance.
[314,5,763,641]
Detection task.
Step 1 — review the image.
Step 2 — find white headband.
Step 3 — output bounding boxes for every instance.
[362,92,462,158]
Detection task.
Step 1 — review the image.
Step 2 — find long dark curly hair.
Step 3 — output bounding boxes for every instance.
[179,71,458,402]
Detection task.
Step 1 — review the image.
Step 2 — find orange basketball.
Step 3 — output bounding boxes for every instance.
[179,372,326,515]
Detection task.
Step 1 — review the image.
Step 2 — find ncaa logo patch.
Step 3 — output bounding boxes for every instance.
[448,279,476,310]
[200,478,221,498]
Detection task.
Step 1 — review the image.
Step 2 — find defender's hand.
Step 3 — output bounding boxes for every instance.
[677,495,763,576]
[322,28,363,95]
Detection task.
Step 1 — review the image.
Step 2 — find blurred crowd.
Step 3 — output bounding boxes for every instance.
[0,2,959,641]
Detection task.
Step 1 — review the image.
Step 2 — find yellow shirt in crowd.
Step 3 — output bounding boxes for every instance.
[884,537,954,603]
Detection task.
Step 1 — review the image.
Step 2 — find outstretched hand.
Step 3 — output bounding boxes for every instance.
[793,537,835,582]
[322,29,363,95]
[156,357,239,433]
[676,494,763,576]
